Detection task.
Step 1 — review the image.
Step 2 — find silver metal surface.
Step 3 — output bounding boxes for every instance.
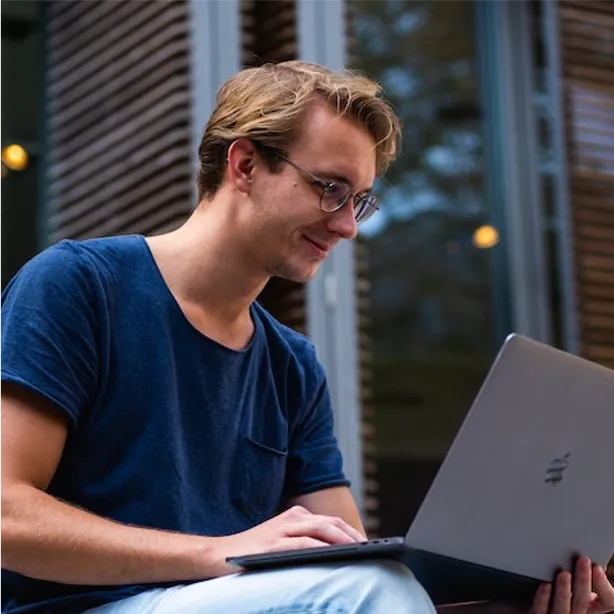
[407,335,614,579]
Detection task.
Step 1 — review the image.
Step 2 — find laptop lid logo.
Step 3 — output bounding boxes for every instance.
[545,453,570,485]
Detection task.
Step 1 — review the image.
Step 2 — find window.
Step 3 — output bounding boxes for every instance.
[349,0,509,536]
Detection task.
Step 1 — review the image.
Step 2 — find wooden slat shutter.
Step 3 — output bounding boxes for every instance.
[241,0,297,69]
[354,239,380,534]
[45,0,193,242]
[240,0,306,336]
[345,2,380,535]
[560,0,614,371]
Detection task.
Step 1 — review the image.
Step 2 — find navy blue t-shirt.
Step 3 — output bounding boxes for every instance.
[1,235,349,614]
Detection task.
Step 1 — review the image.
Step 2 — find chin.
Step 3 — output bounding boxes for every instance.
[270,260,321,283]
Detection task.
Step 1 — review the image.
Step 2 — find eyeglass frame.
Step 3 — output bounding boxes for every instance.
[251,142,379,224]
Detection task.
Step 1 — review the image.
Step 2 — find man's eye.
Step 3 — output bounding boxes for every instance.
[324,183,348,198]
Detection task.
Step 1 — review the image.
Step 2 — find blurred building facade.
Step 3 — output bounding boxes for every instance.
[2,0,613,550]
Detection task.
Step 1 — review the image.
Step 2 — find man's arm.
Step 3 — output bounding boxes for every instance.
[1,383,222,585]
[2,384,364,585]
[286,486,367,538]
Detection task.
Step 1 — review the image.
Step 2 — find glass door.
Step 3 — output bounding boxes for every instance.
[349,0,510,536]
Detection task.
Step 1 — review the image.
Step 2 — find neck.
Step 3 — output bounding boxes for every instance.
[146,200,269,327]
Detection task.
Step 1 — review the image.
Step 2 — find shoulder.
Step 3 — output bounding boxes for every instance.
[57,235,145,276]
[1,236,147,318]
[4,235,143,293]
[253,303,317,358]
[13,238,87,274]
[252,302,326,384]
[2,240,90,303]
[5,235,142,285]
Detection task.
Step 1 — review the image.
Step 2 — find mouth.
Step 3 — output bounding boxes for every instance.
[302,235,332,258]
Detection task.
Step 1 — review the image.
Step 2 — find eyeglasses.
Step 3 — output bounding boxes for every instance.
[255,144,379,225]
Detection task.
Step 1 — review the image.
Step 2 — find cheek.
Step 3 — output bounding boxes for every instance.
[255,176,319,232]
[270,183,304,219]
[255,176,296,209]
[275,180,302,207]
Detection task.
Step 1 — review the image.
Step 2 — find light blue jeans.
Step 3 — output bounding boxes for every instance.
[84,560,437,614]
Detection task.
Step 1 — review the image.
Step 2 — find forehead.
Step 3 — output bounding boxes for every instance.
[290,103,377,188]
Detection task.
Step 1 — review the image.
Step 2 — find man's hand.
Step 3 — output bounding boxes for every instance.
[212,505,366,575]
[530,558,614,614]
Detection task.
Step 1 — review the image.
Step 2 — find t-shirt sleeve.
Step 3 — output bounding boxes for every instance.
[285,353,351,497]
[1,242,100,429]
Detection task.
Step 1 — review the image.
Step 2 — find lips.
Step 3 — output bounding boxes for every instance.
[303,235,333,256]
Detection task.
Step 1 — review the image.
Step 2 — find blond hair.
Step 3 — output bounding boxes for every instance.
[196,61,401,200]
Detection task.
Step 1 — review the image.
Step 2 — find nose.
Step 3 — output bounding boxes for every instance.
[326,202,358,240]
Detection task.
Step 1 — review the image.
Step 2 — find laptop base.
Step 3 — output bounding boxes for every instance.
[227,539,540,607]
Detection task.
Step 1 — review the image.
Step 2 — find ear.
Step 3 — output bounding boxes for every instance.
[226,139,257,195]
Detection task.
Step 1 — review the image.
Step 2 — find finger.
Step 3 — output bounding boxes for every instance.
[280,505,313,522]
[295,514,364,543]
[279,508,364,542]
[286,518,359,545]
[281,505,312,519]
[571,558,592,614]
[326,516,367,543]
[552,571,572,614]
[530,583,552,614]
[591,564,614,612]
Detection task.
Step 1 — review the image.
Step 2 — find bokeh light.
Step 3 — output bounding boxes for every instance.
[2,144,29,171]
[472,225,499,249]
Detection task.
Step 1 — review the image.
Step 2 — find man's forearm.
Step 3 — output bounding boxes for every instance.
[1,484,225,585]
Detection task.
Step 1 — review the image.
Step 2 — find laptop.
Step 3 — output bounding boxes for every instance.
[227,334,614,605]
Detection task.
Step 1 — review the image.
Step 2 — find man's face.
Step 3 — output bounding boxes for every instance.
[250,103,377,283]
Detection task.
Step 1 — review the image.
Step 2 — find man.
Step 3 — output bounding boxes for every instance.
[1,61,613,614]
